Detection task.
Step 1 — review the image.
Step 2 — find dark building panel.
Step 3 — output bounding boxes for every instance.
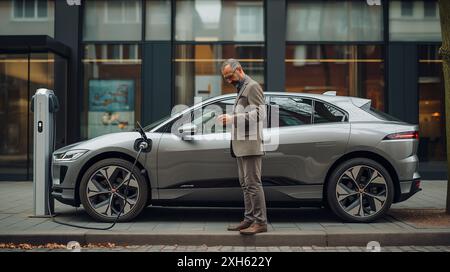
[143,42,172,125]
[388,44,418,124]
[54,1,82,144]
[266,0,285,92]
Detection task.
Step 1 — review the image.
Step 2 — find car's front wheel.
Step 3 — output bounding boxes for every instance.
[326,158,394,223]
[79,158,148,222]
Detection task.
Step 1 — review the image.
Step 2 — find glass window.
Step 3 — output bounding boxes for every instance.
[192,99,235,134]
[313,101,346,124]
[37,0,48,17]
[0,0,54,36]
[270,96,312,127]
[0,54,30,180]
[83,0,142,41]
[82,44,142,139]
[390,1,441,41]
[417,45,446,168]
[12,0,48,19]
[24,0,34,17]
[175,0,264,41]
[363,107,402,122]
[0,52,66,180]
[174,44,265,105]
[146,0,171,40]
[424,1,437,17]
[285,45,385,111]
[401,1,413,16]
[286,0,383,42]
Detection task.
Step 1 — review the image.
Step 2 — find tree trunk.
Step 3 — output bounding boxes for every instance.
[438,0,450,214]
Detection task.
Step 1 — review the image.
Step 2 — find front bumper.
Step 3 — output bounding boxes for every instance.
[51,156,85,207]
[396,172,422,202]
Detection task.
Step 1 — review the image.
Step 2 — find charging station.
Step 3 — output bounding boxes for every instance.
[29,87,150,228]
[31,88,59,217]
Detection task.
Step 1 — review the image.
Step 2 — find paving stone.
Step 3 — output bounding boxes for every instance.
[0,180,449,249]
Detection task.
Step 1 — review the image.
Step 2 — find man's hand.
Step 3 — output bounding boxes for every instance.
[217,114,233,125]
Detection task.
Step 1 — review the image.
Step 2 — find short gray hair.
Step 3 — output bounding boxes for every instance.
[221,58,241,73]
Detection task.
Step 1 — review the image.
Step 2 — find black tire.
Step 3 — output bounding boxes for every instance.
[326,158,394,223]
[79,158,148,222]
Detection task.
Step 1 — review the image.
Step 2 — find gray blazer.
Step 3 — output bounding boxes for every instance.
[231,75,266,158]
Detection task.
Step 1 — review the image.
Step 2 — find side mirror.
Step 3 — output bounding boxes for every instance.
[178,123,197,140]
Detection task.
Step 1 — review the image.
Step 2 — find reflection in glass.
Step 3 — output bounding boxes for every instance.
[286,0,383,42]
[0,0,54,36]
[0,53,65,180]
[270,97,313,127]
[83,0,142,41]
[175,0,264,41]
[82,44,142,139]
[146,0,171,40]
[174,44,265,105]
[285,45,385,111]
[418,45,446,169]
[0,54,29,180]
[390,0,441,41]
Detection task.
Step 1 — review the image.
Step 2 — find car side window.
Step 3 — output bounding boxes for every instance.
[269,96,313,127]
[313,100,347,124]
[192,98,235,134]
[157,98,236,134]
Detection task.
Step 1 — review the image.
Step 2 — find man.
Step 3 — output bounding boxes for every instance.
[217,59,268,235]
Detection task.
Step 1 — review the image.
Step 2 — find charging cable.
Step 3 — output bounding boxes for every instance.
[47,144,144,230]
[48,117,149,230]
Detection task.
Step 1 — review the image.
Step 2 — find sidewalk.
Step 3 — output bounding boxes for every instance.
[0,180,449,247]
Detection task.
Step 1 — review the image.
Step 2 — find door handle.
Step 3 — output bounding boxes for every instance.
[315,141,336,147]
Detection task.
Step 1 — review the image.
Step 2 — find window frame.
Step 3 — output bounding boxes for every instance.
[423,1,437,18]
[154,96,237,134]
[192,97,235,135]
[267,95,349,128]
[81,43,143,139]
[172,42,266,106]
[312,99,349,124]
[172,0,266,108]
[104,0,141,24]
[11,0,49,21]
[235,2,264,41]
[268,95,314,127]
[400,1,414,17]
[284,43,386,111]
[286,0,384,42]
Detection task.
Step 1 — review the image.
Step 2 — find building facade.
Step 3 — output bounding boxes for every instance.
[0,0,447,180]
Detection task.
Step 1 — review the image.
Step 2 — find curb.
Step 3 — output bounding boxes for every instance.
[2,230,450,247]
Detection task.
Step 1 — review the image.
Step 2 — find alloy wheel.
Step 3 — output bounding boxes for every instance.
[85,165,140,219]
[335,165,388,218]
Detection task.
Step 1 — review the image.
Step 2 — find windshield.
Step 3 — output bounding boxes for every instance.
[365,107,403,122]
[143,115,172,131]
[142,95,236,132]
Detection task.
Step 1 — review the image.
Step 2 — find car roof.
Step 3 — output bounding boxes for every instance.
[208,91,370,108]
[150,91,375,132]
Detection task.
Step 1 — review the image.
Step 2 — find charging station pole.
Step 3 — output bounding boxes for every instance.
[31,88,59,217]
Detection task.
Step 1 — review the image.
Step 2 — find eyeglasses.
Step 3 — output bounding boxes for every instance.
[222,68,237,81]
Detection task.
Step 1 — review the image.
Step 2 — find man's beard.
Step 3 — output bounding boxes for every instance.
[232,77,244,89]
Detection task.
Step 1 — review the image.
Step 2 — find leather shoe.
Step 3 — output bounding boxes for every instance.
[227,221,253,231]
[239,223,268,235]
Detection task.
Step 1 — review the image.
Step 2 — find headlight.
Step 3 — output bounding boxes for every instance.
[53,150,88,161]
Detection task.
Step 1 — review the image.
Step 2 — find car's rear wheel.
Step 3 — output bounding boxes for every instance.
[79,158,148,222]
[326,158,394,223]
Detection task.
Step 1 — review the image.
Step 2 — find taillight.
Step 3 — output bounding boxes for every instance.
[383,131,419,140]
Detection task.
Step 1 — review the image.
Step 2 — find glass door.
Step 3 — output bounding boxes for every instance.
[0,54,29,180]
[418,45,447,178]
[0,52,67,181]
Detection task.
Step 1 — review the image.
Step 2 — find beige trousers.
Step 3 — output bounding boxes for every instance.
[236,155,267,224]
